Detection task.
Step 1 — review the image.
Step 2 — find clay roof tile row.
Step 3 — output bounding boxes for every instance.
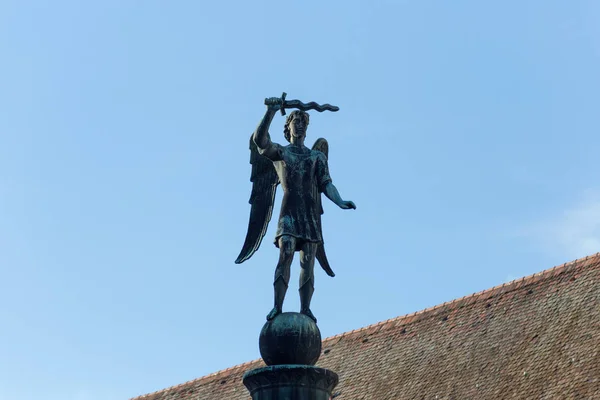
[132,252,600,399]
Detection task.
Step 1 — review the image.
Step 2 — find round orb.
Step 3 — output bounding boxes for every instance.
[259,312,322,366]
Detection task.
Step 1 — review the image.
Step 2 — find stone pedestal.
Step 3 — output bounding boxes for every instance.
[244,312,339,399]
[243,365,338,400]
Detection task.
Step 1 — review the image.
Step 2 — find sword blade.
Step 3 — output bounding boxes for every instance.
[283,99,339,113]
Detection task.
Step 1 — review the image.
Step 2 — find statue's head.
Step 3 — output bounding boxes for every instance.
[283,110,310,143]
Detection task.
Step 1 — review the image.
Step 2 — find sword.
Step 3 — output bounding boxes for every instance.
[264,92,339,116]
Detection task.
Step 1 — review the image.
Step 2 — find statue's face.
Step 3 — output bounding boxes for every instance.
[289,115,307,139]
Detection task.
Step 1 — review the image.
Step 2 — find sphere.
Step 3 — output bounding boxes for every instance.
[259,312,322,366]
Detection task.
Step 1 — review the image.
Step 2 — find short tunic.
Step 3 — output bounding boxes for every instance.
[258,142,332,249]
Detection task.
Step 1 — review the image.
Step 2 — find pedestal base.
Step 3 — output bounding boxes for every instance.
[243,365,338,400]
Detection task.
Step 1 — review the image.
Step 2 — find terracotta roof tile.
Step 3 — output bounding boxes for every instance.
[132,253,600,399]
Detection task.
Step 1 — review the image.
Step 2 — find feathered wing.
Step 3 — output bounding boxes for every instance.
[235,135,279,264]
[312,138,335,277]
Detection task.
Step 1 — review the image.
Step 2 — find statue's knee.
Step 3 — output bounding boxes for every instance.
[279,236,296,256]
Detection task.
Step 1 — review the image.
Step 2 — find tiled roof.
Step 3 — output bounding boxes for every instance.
[132,253,600,399]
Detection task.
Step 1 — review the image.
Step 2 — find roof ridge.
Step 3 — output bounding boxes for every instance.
[130,252,600,399]
[321,252,600,343]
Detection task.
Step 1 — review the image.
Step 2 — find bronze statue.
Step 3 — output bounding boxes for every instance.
[236,93,356,323]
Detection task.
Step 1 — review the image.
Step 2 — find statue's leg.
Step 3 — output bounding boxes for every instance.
[267,235,296,321]
[299,241,318,323]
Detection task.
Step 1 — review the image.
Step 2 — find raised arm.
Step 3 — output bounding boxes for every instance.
[253,99,283,161]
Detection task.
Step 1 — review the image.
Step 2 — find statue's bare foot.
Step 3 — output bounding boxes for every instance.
[266,307,282,321]
[301,308,317,324]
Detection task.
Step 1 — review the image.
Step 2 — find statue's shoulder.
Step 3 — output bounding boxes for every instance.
[285,145,313,156]
[310,148,327,160]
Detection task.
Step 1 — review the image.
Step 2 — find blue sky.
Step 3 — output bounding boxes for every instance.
[1,1,599,399]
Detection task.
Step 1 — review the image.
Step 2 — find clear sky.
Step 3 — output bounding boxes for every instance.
[1,1,599,399]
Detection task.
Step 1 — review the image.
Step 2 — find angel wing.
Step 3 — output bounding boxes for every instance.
[311,138,335,277]
[235,135,279,264]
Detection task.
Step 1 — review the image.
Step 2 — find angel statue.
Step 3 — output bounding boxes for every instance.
[236,93,356,323]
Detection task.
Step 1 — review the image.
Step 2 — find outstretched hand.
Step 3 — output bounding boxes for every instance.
[340,200,356,210]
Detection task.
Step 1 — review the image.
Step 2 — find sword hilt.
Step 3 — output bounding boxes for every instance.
[264,92,287,115]
[279,92,287,116]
